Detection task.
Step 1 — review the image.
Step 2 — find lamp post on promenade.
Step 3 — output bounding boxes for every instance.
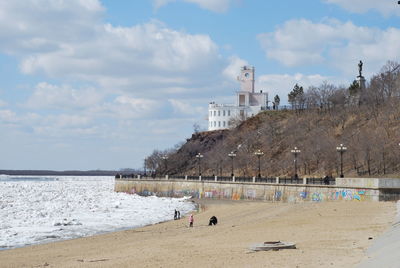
[143,159,147,177]
[254,149,264,178]
[161,155,168,175]
[228,151,236,177]
[196,153,203,176]
[291,147,301,178]
[336,144,347,178]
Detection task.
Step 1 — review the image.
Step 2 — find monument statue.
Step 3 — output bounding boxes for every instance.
[358,60,363,77]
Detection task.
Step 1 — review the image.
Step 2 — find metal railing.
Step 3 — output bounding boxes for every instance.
[115,174,137,179]
[255,177,276,183]
[116,174,336,185]
[306,177,335,185]
[279,177,303,184]
[201,176,215,181]
[169,175,186,180]
[187,175,199,181]
[218,176,234,182]
[235,176,253,183]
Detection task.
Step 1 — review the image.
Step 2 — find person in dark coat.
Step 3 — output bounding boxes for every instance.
[208,216,218,226]
[324,175,330,185]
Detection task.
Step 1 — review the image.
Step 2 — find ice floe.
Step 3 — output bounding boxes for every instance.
[0,176,195,249]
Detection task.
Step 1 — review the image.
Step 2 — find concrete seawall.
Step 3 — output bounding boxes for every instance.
[114,177,400,202]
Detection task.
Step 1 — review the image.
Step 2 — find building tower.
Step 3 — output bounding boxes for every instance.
[238,66,255,93]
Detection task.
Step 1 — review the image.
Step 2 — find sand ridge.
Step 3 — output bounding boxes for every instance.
[0,200,395,268]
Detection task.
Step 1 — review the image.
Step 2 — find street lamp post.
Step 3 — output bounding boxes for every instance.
[228,151,236,177]
[398,143,400,172]
[161,155,168,175]
[196,153,203,176]
[254,149,264,178]
[336,144,347,178]
[291,147,301,178]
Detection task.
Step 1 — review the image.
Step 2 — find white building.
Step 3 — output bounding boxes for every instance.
[208,66,268,131]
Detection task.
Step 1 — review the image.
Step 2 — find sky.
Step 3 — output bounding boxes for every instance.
[0,0,400,170]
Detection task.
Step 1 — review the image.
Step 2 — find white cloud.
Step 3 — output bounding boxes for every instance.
[153,0,235,13]
[17,21,221,95]
[324,0,400,17]
[258,19,400,76]
[25,82,104,110]
[0,1,239,169]
[0,99,7,107]
[168,99,205,115]
[0,1,224,98]
[0,109,17,122]
[222,56,248,81]
[0,0,104,54]
[48,114,91,128]
[0,108,96,137]
[257,73,344,105]
[112,96,159,119]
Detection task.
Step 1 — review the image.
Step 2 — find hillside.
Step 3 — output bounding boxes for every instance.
[147,100,400,178]
[145,61,400,178]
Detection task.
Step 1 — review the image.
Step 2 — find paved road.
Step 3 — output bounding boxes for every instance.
[358,201,400,268]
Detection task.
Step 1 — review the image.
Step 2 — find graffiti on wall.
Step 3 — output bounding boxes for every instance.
[246,189,256,199]
[231,192,241,200]
[308,189,367,202]
[120,183,370,202]
[339,189,366,201]
[176,189,200,198]
[311,192,324,202]
[274,191,282,201]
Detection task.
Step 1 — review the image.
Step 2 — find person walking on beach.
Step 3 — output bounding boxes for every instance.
[189,214,194,227]
[174,209,178,220]
[177,210,181,219]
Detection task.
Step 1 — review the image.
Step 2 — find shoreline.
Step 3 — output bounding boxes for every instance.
[0,200,395,267]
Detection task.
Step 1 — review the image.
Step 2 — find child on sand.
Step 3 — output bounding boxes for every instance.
[189,214,194,227]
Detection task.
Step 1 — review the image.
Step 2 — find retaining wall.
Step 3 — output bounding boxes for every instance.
[114,178,400,202]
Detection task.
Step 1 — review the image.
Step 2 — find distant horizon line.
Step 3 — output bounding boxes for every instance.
[0,169,142,176]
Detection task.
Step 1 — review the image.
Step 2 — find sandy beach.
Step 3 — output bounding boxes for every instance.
[0,200,395,268]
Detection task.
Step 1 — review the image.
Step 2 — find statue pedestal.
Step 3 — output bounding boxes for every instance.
[357,76,366,90]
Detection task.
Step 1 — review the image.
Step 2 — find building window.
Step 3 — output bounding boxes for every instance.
[214,111,216,116]
[239,94,246,106]
[223,121,226,127]
[228,110,231,116]
[218,111,220,116]
[210,111,212,117]
[210,121,212,127]
[218,121,221,127]
[223,110,225,116]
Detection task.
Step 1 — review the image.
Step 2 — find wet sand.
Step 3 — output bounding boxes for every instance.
[0,200,395,268]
